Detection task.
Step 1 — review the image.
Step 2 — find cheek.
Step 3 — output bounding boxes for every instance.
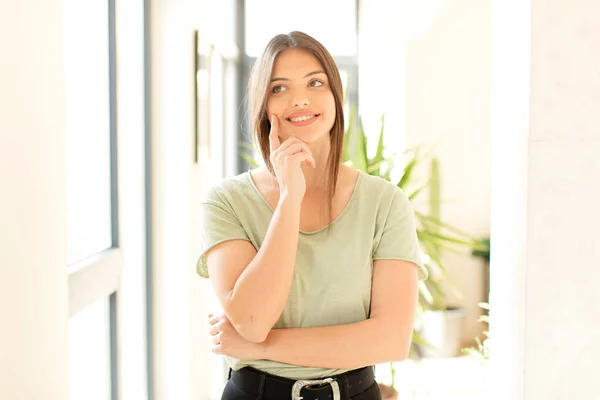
[321,92,337,127]
[266,95,284,116]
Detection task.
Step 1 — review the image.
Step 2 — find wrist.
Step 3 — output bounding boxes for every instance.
[256,332,272,360]
[277,193,302,211]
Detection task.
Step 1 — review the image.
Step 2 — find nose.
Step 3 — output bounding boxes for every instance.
[291,90,310,107]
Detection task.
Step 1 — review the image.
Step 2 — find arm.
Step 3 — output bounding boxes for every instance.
[206,195,300,343]
[260,260,419,368]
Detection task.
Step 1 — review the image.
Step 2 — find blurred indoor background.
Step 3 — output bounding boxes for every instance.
[2,0,599,399]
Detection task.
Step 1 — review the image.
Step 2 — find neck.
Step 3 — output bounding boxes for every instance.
[301,135,332,193]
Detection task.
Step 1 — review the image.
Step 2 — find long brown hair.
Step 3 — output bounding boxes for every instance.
[247,31,345,228]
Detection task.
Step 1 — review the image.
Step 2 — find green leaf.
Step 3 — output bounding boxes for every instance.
[411,330,431,347]
[239,141,256,152]
[342,106,356,162]
[429,158,441,235]
[369,114,386,176]
[240,151,259,169]
[406,178,431,201]
[397,150,420,190]
[418,231,479,248]
[414,212,480,241]
[353,117,369,172]
[366,158,395,175]
[418,280,435,306]
[461,348,484,360]
[342,106,368,172]
[419,278,446,310]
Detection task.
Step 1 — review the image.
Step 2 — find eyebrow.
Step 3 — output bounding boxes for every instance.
[270,70,326,83]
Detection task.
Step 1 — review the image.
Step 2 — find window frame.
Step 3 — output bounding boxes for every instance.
[67,1,122,399]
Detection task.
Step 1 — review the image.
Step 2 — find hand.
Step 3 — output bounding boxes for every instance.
[208,313,266,360]
[268,115,316,203]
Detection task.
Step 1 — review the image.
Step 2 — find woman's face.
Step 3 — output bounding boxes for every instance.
[266,49,336,143]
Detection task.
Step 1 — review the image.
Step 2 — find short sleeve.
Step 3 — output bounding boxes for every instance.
[196,186,251,278]
[373,188,428,281]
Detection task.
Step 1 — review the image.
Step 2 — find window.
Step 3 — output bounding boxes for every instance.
[65,0,112,268]
[69,297,112,400]
[65,1,122,399]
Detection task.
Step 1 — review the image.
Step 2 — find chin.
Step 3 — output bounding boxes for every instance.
[291,129,329,144]
[290,122,333,143]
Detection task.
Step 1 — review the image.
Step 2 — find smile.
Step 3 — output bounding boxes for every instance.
[287,113,320,122]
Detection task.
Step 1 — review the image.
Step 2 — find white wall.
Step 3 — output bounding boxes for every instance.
[525,0,600,398]
[359,0,492,347]
[491,0,600,399]
[0,1,70,399]
[149,0,237,398]
[149,0,194,397]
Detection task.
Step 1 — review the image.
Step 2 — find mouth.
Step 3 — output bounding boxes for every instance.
[285,113,321,126]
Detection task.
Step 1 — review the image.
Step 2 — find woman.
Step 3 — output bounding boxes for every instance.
[197,31,428,400]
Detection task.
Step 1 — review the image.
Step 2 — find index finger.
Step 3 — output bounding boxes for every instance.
[269,114,281,152]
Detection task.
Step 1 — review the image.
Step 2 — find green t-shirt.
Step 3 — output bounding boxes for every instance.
[196,169,428,379]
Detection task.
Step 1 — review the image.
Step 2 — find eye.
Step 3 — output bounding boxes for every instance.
[271,85,287,94]
[309,79,325,87]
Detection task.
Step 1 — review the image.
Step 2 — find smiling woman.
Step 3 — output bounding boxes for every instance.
[196,31,427,400]
[268,53,335,135]
[249,34,346,228]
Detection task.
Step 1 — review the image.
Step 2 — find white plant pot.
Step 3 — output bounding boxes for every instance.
[419,307,466,358]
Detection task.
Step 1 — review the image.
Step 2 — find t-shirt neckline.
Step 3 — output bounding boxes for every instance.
[245,169,363,235]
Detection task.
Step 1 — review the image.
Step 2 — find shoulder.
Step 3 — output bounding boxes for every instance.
[357,171,410,207]
[201,172,253,206]
[351,171,414,225]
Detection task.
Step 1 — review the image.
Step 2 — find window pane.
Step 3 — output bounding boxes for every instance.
[245,0,357,56]
[69,297,111,400]
[65,0,112,265]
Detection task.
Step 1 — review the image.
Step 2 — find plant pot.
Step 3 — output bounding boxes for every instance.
[377,383,398,400]
[419,307,466,358]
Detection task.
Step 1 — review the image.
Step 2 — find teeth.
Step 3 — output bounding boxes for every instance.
[289,114,317,122]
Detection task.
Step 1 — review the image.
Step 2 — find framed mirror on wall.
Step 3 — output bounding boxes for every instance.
[194,29,241,177]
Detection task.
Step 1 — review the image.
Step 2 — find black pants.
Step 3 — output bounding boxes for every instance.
[221,369,382,400]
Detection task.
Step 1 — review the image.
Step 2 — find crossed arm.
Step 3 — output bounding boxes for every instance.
[255,259,419,369]
[207,232,419,369]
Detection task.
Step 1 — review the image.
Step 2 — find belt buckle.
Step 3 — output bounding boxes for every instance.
[291,377,340,400]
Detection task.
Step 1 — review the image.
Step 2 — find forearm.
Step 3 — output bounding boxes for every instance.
[228,196,300,341]
[261,318,409,369]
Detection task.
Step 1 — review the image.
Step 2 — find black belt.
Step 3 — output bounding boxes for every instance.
[229,366,375,399]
